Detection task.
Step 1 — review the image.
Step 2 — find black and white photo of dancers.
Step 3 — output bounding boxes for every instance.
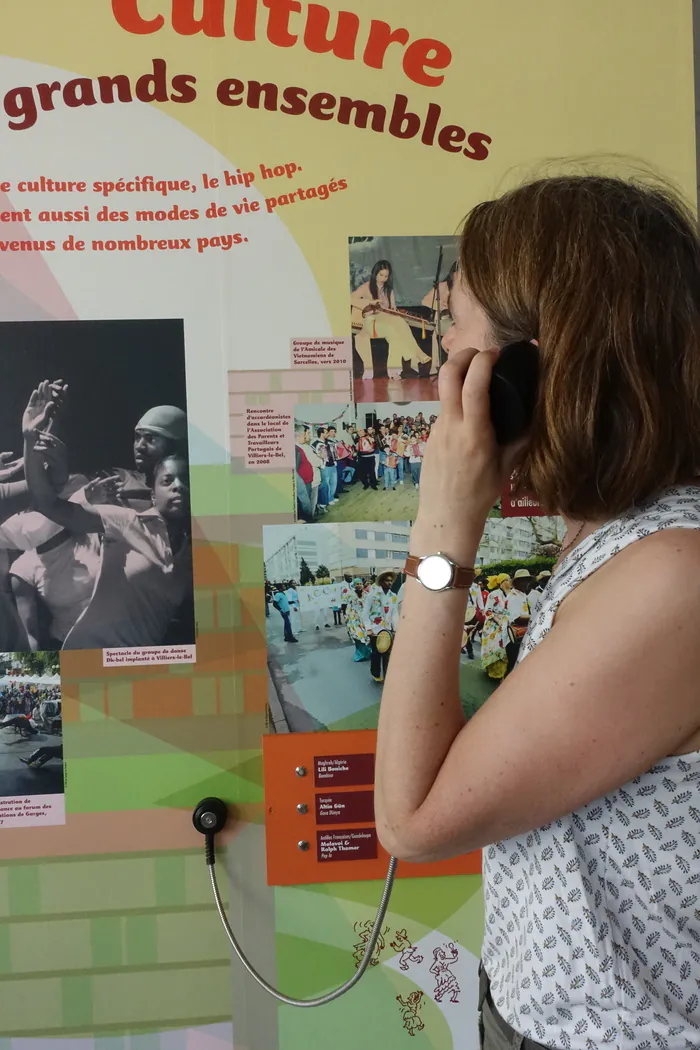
[0,318,194,652]
[349,235,458,403]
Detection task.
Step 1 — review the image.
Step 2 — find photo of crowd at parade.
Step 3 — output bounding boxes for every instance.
[0,652,63,796]
[294,403,444,523]
[265,515,564,730]
[266,565,554,690]
[462,568,552,677]
[0,320,194,652]
[266,570,404,686]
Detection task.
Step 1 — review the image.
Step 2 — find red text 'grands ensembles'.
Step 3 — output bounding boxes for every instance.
[2,1,492,160]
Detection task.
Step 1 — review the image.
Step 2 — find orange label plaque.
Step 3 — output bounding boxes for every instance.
[263,729,481,886]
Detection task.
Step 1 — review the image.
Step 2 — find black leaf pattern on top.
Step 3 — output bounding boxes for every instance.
[480,488,700,1048]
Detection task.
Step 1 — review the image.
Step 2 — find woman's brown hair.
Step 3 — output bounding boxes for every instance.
[459,174,700,520]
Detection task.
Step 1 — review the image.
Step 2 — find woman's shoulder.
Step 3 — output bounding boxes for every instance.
[558,525,700,626]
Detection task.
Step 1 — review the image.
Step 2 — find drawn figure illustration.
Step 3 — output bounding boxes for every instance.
[390,928,424,971]
[352,919,389,967]
[429,942,460,1003]
[396,991,425,1037]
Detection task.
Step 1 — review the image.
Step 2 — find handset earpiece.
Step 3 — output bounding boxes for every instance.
[192,797,229,865]
[489,341,540,445]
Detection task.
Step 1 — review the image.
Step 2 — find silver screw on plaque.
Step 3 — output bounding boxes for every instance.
[295,766,307,777]
[298,840,310,852]
[296,803,308,814]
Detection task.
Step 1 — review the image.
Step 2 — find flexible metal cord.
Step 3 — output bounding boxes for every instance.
[208,854,398,1007]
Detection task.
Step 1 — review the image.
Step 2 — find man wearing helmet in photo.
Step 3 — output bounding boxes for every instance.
[87,404,188,512]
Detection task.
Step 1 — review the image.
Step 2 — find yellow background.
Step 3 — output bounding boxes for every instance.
[3,0,696,340]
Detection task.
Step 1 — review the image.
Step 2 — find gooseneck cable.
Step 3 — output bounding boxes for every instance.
[206,830,398,1007]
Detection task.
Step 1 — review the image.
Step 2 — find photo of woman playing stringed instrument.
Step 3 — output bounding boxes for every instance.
[349,236,457,403]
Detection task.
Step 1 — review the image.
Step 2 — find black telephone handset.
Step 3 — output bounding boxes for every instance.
[488,341,540,445]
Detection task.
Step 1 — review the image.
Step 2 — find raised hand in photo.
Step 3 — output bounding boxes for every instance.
[84,474,126,507]
[22,379,69,437]
[29,430,69,493]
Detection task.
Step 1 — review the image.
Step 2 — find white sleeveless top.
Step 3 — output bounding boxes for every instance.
[482,486,700,1050]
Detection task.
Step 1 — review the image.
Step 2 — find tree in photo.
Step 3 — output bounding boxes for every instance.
[299,558,313,585]
[526,517,563,559]
[316,564,330,579]
[14,651,60,676]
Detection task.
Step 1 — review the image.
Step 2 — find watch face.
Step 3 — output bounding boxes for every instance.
[416,554,453,591]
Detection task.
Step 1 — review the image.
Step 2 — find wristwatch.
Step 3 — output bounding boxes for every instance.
[404,553,475,592]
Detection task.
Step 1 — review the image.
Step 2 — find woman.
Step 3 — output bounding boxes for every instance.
[351,259,431,378]
[345,579,371,661]
[23,392,193,649]
[374,174,700,1049]
[356,428,378,490]
[479,574,511,680]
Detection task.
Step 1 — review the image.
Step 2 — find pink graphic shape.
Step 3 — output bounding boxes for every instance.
[0,192,76,319]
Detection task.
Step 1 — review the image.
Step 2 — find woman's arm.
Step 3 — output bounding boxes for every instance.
[374,350,700,864]
[376,533,700,863]
[350,282,373,310]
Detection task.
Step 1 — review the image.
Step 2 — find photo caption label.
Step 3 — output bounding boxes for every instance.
[103,645,196,667]
[292,337,351,369]
[314,753,375,787]
[245,406,293,469]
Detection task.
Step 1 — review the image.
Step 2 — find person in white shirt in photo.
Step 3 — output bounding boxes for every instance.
[504,568,534,674]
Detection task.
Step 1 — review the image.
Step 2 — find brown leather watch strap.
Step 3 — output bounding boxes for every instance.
[404,554,476,590]
[404,554,422,579]
[452,565,476,589]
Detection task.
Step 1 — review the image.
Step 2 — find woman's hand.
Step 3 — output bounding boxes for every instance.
[412,348,526,564]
